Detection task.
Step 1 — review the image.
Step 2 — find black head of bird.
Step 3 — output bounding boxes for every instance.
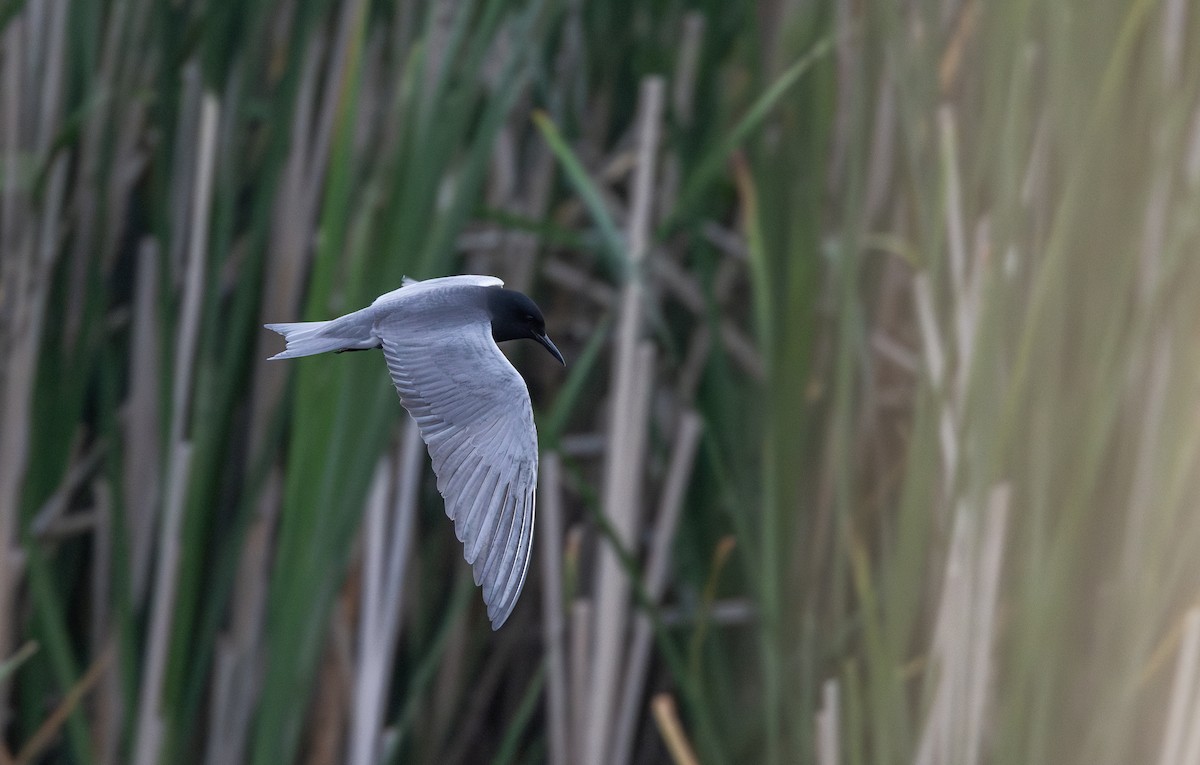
[486,288,565,365]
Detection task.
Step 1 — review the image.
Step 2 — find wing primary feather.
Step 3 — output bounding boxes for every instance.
[478,487,514,599]
[480,485,520,605]
[466,477,508,566]
[433,442,472,494]
[451,461,490,530]
[499,479,534,604]
[456,467,499,556]
[481,494,516,611]
[495,481,535,610]
[458,466,497,548]
[488,497,529,626]
[447,453,486,506]
[469,419,513,466]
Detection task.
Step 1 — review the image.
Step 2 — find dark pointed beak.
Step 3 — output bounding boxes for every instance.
[533,331,565,365]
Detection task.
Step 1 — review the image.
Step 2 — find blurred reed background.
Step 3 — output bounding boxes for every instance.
[3,0,1200,763]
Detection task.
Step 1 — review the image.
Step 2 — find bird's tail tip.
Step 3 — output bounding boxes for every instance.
[263,320,344,359]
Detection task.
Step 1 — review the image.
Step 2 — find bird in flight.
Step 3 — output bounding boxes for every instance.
[266,275,564,628]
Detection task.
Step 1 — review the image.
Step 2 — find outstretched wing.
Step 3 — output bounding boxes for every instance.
[372,274,504,307]
[379,321,536,629]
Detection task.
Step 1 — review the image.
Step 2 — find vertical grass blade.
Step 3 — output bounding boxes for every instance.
[132,91,219,765]
[582,76,664,765]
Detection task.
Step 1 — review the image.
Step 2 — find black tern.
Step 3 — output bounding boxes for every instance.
[266,275,564,628]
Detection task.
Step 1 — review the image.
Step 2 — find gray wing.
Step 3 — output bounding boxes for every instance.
[379,323,537,629]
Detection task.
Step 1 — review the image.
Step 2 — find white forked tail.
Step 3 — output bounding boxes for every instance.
[265,313,380,359]
[264,321,343,359]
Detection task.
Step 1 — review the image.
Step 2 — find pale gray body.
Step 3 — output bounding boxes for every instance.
[267,275,538,628]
